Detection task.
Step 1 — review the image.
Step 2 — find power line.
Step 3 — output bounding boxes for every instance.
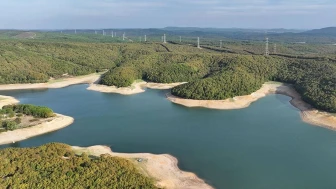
[197,37,201,48]
[265,37,269,56]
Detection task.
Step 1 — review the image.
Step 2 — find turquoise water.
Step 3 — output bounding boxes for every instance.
[1,84,336,189]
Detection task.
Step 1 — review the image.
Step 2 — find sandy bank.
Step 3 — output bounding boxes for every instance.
[72,145,213,189]
[0,95,20,108]
[88,81,185,95]
[0,73,185,95]
[87,81,147,95]
[145,82,187,90]
[167,82,336,129]
[0,73,101,91]
[0,95,74,145]
[0,114,74,145]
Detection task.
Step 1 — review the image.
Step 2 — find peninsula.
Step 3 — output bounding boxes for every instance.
[168,82,336,130]
[73,145,213,189]
[0,98,74,145]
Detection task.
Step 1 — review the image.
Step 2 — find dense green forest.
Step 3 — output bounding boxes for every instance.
[171,55,278,99]
[275,59,336,112]
[2,104,54,118]
[0,104,55,131]
[0,143,158,189]
[0,31,335,112]
[171,56,336,112]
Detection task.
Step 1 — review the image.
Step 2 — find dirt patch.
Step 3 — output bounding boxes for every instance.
[15,32,36,39]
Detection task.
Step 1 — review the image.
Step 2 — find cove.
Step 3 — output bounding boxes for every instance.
[1,84,336,189]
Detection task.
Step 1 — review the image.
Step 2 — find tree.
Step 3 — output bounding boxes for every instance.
[3,120,18,131]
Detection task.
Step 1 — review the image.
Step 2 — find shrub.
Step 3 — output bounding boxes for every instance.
[2,120,18,131]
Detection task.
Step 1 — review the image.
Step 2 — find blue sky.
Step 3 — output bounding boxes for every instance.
[0,0,335,29]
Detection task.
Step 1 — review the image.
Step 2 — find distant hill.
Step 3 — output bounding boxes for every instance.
[303,27,336,36]
[164,27,305,33]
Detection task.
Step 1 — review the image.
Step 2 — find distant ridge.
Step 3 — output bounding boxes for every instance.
[164,27,305,33]
[303,27,336,36]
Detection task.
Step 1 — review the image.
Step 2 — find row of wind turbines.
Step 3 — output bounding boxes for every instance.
[64,29,275,55]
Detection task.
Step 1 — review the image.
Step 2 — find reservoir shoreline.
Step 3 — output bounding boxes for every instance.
[0,95,74,145]
[167,82,336,130]
[0,79,334,186]
[0,73,101,91]
[72,145,214,189]
[0,73,185,95]
[1,77,335,130]
[0,95,20,108]
[88,81,185,95]
[0,94,213,189]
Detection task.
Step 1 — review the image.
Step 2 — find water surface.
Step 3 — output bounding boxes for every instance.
[1,85,336,189]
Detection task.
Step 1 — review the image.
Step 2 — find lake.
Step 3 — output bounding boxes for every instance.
[1,84,336,189]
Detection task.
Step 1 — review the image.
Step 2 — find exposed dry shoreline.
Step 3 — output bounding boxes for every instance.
[0,95,74,145]
[88,81,185,95]
[72,145,213,189]
[0,73,101,91]
[145,82,187,90]
[0,95,20,108]
[88,81,147,95]
[0,113,74,145]
[0,72,185,95]
[167,82,336,130]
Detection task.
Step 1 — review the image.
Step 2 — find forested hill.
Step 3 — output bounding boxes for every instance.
[171,56,336,112]
[0,41,119,83]
[0,143,157,188]
[0,34,335,112]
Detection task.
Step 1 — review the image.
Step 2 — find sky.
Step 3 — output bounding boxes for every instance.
[0,0,335,29]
